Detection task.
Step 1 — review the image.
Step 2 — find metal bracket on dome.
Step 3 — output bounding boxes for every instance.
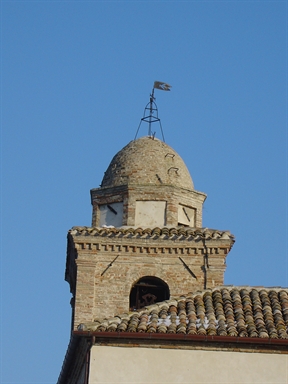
[168,167,179,175]
[165,153,175,159]
[156,174,163,183]
[134,82,171,142]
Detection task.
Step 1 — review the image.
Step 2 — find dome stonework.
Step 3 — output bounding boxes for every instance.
[101,136,194,190]
[91,136,206,228]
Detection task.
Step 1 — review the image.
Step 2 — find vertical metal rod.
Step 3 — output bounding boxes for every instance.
[159,120,165,142]
[202,238,209,290]
[148,88,154,136]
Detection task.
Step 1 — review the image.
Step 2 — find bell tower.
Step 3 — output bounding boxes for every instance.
[65,87,234,330]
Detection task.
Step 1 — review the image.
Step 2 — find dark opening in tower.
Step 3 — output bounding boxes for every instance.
[129,276,170,310]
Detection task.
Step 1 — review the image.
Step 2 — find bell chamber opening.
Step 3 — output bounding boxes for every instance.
[129,276,170,310]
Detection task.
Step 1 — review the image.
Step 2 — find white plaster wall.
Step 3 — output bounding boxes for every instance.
[89,345,288,384]
[135,201,166,227]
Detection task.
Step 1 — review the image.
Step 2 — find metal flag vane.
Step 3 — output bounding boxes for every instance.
[134,81,172,141]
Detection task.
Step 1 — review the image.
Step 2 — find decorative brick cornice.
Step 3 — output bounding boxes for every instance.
[68,226,234,257]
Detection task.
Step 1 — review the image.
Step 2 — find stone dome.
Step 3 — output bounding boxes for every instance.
[101,136,194,190]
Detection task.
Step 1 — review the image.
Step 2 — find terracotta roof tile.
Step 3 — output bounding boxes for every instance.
[78,286,288,340]
[70,226,234,241]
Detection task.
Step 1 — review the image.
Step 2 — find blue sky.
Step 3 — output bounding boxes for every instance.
[1,1,287,383]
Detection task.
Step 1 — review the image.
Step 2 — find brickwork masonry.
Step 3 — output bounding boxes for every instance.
[65,228,234,328]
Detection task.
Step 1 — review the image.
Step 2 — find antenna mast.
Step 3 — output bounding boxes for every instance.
[134,81,171,141]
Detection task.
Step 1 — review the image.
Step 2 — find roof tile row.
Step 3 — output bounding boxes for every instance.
[78,286,288,339]
[70,226,234,241]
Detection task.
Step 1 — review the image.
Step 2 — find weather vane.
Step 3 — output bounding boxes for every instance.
[134,81,172,141]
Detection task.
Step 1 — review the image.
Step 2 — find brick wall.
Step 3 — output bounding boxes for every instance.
[67,230,233,328]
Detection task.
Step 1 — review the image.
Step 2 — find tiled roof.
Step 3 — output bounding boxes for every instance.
[70,226,234,241]
[78,286,288,339]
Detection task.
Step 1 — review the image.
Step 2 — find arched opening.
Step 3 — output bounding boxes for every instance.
[129,276,170,310]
